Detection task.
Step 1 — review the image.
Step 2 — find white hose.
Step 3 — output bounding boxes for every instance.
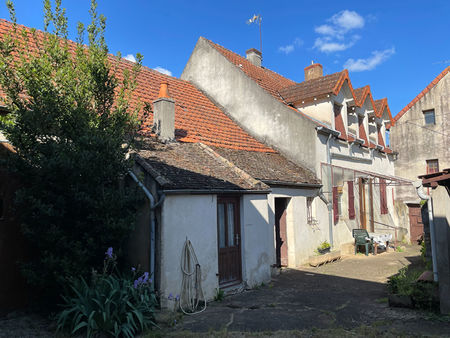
[180,238,206,315]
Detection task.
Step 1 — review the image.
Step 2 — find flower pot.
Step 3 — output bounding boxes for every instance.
[318,247,331,255]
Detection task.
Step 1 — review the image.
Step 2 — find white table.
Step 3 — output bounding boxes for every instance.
[368,233,392,253]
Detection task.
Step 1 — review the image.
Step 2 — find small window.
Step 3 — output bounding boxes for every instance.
[426,159,439,174]
[307,197,317,225]
[423,109,435,125]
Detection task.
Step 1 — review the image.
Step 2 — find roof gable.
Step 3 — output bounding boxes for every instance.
[395,66,450,123]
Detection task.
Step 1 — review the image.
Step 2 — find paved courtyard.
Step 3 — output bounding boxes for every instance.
[167,245,450,337]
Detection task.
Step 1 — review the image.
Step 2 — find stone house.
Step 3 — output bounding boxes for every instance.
[390,66,450,242]
[0,20,324,309]
[181,38,411,255]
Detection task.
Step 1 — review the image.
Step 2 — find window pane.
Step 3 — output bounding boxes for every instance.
[424,110,435,125]
[227,203,235,246]
[427,159,439,174]
[218,203,226,248]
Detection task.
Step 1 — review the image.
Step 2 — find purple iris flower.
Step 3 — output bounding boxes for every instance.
[131,267,136,272]
[168,293,173,300]
[105,247,113,259]
[176,294,180,301]
[133,280,139,289]
[143,272,149,283]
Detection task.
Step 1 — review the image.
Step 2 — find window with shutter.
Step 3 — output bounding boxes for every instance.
[333,186,339,223]
[348,181,355,220]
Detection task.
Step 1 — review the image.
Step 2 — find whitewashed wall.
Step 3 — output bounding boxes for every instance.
[268,187,329,267]
[159,193,273,308]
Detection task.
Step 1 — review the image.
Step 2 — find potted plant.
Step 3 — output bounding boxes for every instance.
[317,241,331,255]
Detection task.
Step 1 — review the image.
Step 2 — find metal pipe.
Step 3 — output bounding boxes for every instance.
[324,133,334,248]
[128,170,163,288]
[414,180,438,282]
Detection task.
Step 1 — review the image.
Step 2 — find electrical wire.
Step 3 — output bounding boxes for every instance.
[180,238,206,315]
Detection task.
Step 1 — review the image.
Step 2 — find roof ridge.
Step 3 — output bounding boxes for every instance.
[394,65,450,122]
[196,143,269,190]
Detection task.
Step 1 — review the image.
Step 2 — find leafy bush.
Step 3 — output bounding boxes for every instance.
[388,265,439,312]
[57,248,157,337]
[0,1,144,302]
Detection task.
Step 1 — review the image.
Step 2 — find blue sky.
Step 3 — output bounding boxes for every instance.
[1,0,449,115]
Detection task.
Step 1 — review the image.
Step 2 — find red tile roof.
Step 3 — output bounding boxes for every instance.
[394,66,450,123]
[279,71,348,105]
[373,98,394,123]
[0,19,274,153]
[204,38,396,131]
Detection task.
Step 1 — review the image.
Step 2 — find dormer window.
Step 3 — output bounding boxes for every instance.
[423,109,435,125]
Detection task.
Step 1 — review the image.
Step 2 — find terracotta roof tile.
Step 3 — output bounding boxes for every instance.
[279,71,347,105]
[0,19,274,153]
[394,66,450,123]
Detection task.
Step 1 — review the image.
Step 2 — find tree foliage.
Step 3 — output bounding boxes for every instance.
[0,0,144,302]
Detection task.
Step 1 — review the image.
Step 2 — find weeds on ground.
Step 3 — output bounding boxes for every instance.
[388,265,439,312]
[214,288,225,302]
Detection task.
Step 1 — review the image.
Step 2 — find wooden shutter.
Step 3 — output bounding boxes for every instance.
[348,181,355,220]
[380,179,387,214]
[333,186,339,223]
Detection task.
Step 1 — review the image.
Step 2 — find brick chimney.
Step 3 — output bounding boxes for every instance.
[304,62,323,81]
[152,81,175,142]
[246,48,262,67]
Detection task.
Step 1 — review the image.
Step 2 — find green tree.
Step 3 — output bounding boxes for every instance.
[0,0,143,302]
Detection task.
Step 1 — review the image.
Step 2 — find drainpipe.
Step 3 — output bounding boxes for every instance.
[316,126,340,249]
[128,170,165,288]
[413,180,438,282]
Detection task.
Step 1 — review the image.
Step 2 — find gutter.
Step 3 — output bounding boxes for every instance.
[128,170,165,289]
[316,125,340,138]
[162,189,271,195]
[262,180,322,189]
[413,180,438,282]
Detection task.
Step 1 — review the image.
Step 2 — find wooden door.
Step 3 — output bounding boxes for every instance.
[217,196,242,285]
[359,178,367,229]
[275,198,288,267]
[408,204,424,243]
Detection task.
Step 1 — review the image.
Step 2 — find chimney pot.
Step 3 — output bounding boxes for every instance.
[153,82,175,142]
[304,63,323,81]
[246,48,262,67]
[158,81,170,98]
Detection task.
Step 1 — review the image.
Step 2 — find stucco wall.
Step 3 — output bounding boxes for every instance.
[159,193,273,308]
[241,194,272,287]
[431,186,450,314]
[181,37,318,172]
[268,187,329,266]
[391,72,450,201]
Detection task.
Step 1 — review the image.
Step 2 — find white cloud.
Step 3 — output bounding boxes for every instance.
[278,38,303,55]
[313,10,364,53]
[313,35,359,53]
[330,10,364,32]
[154,66,172,76]
[124,54,136,62]
[343,47,395,72]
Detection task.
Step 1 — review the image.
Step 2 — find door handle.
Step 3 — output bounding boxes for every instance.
[235,233,240,244]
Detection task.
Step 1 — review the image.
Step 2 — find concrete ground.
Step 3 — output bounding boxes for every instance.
[164,245,450,337]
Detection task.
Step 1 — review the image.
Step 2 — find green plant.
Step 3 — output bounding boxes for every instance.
[396,246,404,252]
[57,248,157,337]
[214,288,225,302]
[319,241,331,250]
[387,266,421,295]
[0,0,144,302]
